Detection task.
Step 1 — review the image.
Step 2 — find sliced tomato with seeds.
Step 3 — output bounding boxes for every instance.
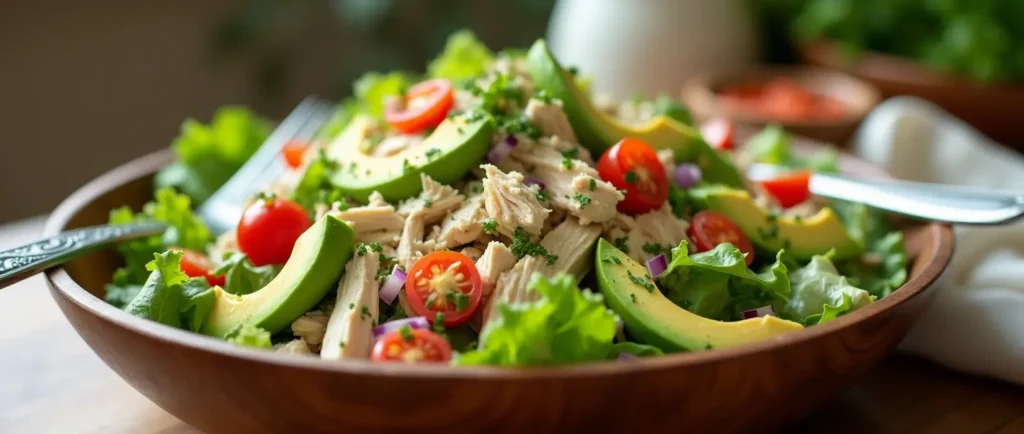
[700,117,736,150]
[687,210,756,266]
[282,139,311,169]
[759,170,812,209]
[384,79,454,134]
[174,248,225,287]
[596,138,669,215]
[404,251,483,327]
[371,328,452,363]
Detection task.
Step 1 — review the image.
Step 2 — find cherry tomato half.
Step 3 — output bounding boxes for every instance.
[371,328,453,364]
[282,139,311,170]
[236,196,312,266]
[700,117,736,150]
[174,248,225,287]
[384,79,454,134]
[405,251,483,327]
[597,138,669,215]
[688,210,755,266]
[759,170,812,209]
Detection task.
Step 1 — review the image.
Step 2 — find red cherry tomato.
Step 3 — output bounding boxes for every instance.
[596,138,669,215]
[174,248,225,287]
[700,117,736,150]
[404,251,483,327]
[687,210,755,266]
[384,79,454,134]
[236,196,312,266]
[759,170,812,209]
[371,328,453,363]
[282,139,311,170]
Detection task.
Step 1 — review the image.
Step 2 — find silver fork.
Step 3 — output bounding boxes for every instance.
[0,97,335,290]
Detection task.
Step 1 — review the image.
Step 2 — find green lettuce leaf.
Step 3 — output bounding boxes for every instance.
[353,71,415,118]
[774,255,873,325]
[213,252,280,295]
[830,201,908,298]
[104,268,143,309]
[155,106,271,204]
[427,29,495,81]
[608,342,664,359]
[109,188,211,285]
[744,124,839,173]
[652,95,694,127]
[658,241,790,320]
[123,250,215,332]
[454,273,618,366]
[225,323,272,348]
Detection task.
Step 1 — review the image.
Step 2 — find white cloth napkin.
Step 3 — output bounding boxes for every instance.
[852,96,1024,385]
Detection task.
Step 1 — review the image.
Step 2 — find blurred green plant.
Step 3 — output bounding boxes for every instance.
[755,0,1024,83]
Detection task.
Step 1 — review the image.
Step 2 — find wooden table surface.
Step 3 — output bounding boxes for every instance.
[2,217,1023,434]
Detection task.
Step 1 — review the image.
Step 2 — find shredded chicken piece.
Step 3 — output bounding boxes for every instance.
[274,339,313,355]
[525,98,578,144]
[209,230,238,264]
[437,194,487,249]
[481,256,546,326]
[291,310,329,347]
[481,164,550,237]
[604,204,692,263]
[657,149,676,181]
[398,173,465,225]
[320,251,380,360]
[326,201,404,247]
[502,143,622,225]
[460,246,484,261]
[475,241,517,298]
[367,191,389,208]
[396,210,440,270]
[539,217,602,282]
[538,136,594,166]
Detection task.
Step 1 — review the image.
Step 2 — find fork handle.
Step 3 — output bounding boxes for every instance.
[0,222,167,290]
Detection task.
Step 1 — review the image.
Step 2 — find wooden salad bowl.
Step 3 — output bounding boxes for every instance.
[44,143,954,434]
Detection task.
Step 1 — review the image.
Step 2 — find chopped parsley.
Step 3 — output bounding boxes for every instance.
[360,305,372,320]
[561,147,580,159]
[399,325,414,342]
[347,162,357,174]
[601,255,621,264]
[613,236,630,253]
[642,242,670,257]
[402,159,414,174]
[369,241,383,252]
[534,89,553,103]
[356,244,368,256]
[535,189,549,201]
[446,291,471,312]
[624,171,639,184]
[757,225,780,240]
[630,294,638,304]
[572,193,592,208]
[348,303,355,310]
[433,312,446,334]
[589,178,597,192]
[510,227,558,265]
[481,218,498,234]
[375,265,393,283]
[627,270,656,293]
[561,155,575,170]
[471,184,484,194]
[794,215,803,223]
[339,341,346,349]
[424,148,441,160]
[767,211,780,223]
[567,66,580,76]
[457,127,465,135]
[424,198,433,208]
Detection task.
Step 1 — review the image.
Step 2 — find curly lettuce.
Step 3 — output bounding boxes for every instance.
[830,201,909,298]
[213,252,280,296]
[775,255,874,325]
[155,106,271,204]
[427,29,495,81]
[123,250,215,332]
[455,273,618,366]
[745,124,838,173]
[658,241,790,320]
[109,188,211,285]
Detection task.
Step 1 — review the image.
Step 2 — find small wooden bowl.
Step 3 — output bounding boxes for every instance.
[44,146,952,434]
[799,41,1024,148]
[682,66,882,145]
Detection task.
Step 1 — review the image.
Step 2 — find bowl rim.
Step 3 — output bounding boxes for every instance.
[44,149,954,380]
[682,64,883,128]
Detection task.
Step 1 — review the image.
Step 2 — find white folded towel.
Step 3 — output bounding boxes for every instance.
[853,96,1024,385]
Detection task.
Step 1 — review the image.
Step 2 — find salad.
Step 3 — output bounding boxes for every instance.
[105,31,907,366]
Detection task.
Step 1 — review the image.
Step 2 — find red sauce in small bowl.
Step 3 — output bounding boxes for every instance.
[717,78,847,122]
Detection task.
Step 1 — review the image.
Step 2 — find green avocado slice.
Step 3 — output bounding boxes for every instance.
[325,113,493,203]
[689,185,864,260]
[595,239,803,352]
[524,39,744,188]
[201,215,354,338]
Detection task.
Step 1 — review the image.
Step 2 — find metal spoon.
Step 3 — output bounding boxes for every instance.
[748,163,1024,225]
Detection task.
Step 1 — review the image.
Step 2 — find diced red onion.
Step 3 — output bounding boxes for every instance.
[741,305,776,320]
[673,163,703,189]
[379,267,406,305]
[523,176,546,190]
[372,316,429,339]
[617,352,637,362]
[645,254,668,278]
[487,134,518,164]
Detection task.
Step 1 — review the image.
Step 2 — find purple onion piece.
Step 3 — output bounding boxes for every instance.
[741,305,776,320]
[674,163,703,189]
[379,266,406,305]
[645,254,668,279]
[372,317,429,339]
[617,352,638,362]
[487,134,519,164]
[523,176,546,190]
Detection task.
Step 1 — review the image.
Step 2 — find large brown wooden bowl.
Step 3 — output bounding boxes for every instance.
[44,145,953,434]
